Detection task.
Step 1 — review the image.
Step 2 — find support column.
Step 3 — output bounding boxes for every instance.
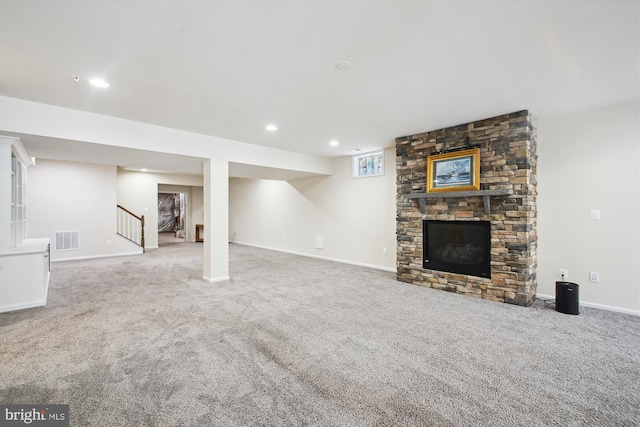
[202,157,230,283]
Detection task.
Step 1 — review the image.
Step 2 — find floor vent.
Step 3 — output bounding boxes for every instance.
[55,231,79,251]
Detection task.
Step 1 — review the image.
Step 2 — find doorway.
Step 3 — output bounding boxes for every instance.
[158,192,187,246]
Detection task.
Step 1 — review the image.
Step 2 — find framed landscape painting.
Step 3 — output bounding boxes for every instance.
[427,148,480,193]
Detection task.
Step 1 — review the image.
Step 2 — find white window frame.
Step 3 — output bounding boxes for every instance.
[352,150,384,178]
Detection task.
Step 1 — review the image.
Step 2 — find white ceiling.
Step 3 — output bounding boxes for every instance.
[0,1,638,175]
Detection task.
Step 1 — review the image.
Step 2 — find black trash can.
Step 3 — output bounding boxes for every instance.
[556,281,579,315]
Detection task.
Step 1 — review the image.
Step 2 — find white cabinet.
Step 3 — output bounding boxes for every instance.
[0,239,51,312]
[0,136,51,313]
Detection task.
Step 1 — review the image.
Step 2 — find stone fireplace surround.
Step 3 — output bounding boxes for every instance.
[396,111,537,306]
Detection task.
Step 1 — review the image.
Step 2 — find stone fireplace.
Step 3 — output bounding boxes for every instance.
[396,111,537,306]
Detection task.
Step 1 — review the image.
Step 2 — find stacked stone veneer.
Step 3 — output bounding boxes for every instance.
[396,111,537,306]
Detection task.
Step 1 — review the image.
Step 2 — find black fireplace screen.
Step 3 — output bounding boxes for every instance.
[423,220,491,278]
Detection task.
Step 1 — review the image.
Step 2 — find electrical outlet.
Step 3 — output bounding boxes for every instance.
[589,272,600,283]
[383,248,388,255]
[558,269,568,281]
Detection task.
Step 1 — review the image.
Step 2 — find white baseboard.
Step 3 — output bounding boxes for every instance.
[0,299,47,313]
[202,275,231,283]
[536,293,639,316]
[233,241,396,273]
[51,250,143,263]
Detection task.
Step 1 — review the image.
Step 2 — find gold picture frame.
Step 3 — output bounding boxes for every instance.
[427,148,480,193]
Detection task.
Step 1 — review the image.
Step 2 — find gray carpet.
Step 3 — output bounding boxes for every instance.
[1,242,639,426]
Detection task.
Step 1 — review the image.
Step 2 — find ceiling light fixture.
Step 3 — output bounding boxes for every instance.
[329,140,340,147]
[140,168,148,172]
[335,61,351,71]
[89,78,109,88]
[265,124,278,132]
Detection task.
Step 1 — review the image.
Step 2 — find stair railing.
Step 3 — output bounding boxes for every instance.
[117,205,145,253]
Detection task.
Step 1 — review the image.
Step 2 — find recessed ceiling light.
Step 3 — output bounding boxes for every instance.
[89,78,109,88]
[329,140,340,147]
[265,124,278,132]
[335,61,351,71]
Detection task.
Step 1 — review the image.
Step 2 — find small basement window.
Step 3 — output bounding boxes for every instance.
[352,150,384,178]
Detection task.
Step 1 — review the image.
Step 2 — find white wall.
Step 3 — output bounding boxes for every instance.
[117,169,203,248]
[537,101,640,313]
[28,159,141,260]
[229,147,397,270]
[27,162,205,259]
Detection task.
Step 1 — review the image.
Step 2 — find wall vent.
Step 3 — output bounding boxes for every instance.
[55,231,79,251]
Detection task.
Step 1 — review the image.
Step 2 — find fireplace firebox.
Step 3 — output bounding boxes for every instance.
[423,220,491,278]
